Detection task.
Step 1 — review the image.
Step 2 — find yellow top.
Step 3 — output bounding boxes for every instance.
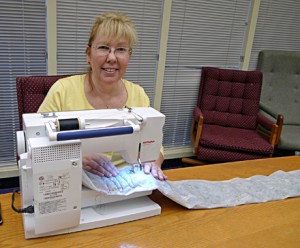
[38,74,153,166]
[38,74,150,112]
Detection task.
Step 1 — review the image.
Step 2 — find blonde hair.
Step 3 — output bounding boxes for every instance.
[86,12,137,88]
[86,12,137,55]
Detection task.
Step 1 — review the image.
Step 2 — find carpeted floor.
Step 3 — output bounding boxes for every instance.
[0,177,19,194]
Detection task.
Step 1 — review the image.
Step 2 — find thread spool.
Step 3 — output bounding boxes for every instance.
[56,118,85,131]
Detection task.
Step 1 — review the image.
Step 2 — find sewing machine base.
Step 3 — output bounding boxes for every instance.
[22,196,161,239]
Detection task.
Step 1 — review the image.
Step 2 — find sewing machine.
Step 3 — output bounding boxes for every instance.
[16,107,165,239]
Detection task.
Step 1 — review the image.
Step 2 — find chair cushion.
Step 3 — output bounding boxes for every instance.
[199,67,262,130]
[197,146,270,162]
[200,124,274,155]
[16,75,69,128]
[17,75,64,112]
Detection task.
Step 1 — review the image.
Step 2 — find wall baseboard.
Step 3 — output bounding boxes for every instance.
[164,146,194,160]
[0,165,19,179]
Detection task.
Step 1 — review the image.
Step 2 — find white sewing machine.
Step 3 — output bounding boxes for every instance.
[16,107,165,239]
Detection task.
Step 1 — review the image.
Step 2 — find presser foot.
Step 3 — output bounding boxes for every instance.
[129,164,143,174]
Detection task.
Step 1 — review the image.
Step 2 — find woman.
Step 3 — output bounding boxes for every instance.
[38,12,167,180]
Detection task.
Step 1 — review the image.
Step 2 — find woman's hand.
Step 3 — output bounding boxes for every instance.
[83,153,119,177]
[143,162,168,180]
[143,152,167,181]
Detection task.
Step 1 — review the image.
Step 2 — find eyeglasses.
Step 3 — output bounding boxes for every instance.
[92,45,131,58]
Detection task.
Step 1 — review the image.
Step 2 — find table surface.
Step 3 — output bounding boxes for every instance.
[1,156,300,248]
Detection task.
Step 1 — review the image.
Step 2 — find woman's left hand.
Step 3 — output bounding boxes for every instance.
[143,161,168,181]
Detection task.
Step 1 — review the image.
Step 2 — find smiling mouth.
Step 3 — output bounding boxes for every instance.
[103,68,118,72]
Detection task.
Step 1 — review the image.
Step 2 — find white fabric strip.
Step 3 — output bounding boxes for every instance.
[82,166,300,209]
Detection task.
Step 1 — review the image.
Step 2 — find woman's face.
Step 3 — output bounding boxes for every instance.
[86,28,131,86]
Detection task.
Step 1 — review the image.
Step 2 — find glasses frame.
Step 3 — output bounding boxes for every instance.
[91,45,132,58]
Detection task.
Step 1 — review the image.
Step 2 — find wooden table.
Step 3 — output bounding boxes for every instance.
[1,156,300,248]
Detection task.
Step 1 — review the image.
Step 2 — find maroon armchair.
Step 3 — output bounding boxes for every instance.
[183,67,282,165]
[16,75,70,129]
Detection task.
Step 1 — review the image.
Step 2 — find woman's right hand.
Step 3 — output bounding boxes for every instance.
[82,153,119,177]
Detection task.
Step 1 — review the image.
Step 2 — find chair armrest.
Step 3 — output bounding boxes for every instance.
[193,106,203,121]
[257,113,275,131]
[275,114,284,145]
[257,113,283,147]
[260,102,280,119]
[191,106,204,153]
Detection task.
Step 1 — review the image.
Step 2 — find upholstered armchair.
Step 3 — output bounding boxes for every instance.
[183,67,281,165]
[16,75,69,129]
[257,50,300,154]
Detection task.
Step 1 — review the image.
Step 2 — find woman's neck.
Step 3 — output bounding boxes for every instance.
[85,73,127,109]
[89,73,122,96]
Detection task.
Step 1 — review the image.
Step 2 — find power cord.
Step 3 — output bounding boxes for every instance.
[11,190,34,214]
